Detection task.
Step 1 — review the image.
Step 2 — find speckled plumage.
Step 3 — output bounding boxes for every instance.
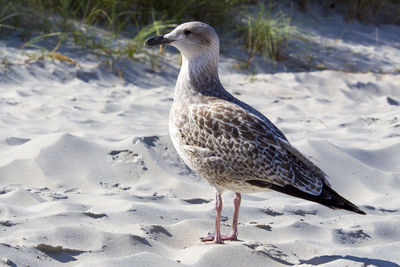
[145,21,365,243]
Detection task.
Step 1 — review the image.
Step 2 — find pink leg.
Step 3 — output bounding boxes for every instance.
[201,192,223,244]
[214,192,223,244]
[224,192,241,240]
[201,192,241,243]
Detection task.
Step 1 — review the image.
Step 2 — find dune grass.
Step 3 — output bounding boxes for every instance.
[0,0,399,69]
[0,2,20,31]
[0,0,255,37]
[0,0,298,65]
[0,0,258,63]
[239,3,299,64]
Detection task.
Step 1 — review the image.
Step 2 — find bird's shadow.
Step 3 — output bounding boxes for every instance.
[299,255,399,267]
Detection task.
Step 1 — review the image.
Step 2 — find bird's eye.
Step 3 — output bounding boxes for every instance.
[183,29,192,36]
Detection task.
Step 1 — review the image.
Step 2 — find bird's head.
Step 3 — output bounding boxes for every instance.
[145,21,219,59]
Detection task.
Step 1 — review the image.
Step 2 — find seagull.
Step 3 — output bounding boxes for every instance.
[145,21,366,244]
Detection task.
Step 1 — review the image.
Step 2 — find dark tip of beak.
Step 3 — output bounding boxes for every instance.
[144,35,173,47]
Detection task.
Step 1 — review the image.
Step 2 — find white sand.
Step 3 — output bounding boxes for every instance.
[1,12,400,267]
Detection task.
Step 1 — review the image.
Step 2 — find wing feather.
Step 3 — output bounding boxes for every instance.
[182,100,327,196]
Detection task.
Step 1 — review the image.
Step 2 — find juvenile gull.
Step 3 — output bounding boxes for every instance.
[145,21,365,244]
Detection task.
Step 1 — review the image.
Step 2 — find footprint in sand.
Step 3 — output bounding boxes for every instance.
[335,228,371,245]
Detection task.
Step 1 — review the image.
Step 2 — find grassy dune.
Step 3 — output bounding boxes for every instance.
[0,0,399,66]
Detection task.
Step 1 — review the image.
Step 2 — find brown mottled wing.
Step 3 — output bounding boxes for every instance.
[278,139,331,188]
[185,100,325,196]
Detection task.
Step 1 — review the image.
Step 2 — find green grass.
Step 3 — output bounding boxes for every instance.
[0,0,257,64]
[1,0,398,69]
[0,0,255,35]
[238,3,299,64]
[0,2,20,31]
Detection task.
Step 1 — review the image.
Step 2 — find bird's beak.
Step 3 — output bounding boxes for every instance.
[144,35,174,47]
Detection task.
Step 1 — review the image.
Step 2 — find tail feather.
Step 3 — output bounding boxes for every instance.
[247,180,366,215]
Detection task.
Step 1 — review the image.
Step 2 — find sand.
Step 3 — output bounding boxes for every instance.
[1,9,400,267]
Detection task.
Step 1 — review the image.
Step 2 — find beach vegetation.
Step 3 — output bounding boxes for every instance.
[238,3,299,64]
[0,0,255,64]
[0,0,399,68]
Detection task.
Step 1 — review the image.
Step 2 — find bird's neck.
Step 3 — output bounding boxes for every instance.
[174,51,229,103]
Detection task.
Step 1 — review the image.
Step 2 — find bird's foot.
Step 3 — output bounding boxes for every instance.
[200,233,238,244]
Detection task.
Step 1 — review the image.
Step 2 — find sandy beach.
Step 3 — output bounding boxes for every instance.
[1,5,400,266]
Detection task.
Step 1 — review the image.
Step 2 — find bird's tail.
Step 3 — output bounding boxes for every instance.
[247,180,366,215]
[311,184,366,215]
